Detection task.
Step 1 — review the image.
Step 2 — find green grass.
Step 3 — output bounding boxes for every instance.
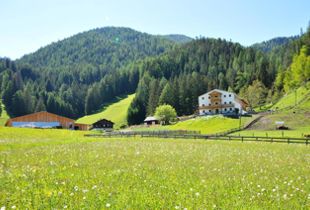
[76,94,135,129]
[0,101,9,126]
[272,85,310,110]
[0,127,309,209]
[131,115,256,135]
[234,87,310,138]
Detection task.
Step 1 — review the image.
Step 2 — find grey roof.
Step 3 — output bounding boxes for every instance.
[144,116,158,122]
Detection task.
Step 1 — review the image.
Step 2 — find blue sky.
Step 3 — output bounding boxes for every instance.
[1,0,309,59]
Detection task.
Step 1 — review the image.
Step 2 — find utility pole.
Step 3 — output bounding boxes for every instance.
[295,89,297,106]
[239,110,242,130]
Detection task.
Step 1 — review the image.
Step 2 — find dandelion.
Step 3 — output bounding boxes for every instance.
[106,203,111,208]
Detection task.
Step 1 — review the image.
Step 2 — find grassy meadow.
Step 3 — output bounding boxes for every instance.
[76,94,135,129]
[0,127,309,209]
[131,115,256,135]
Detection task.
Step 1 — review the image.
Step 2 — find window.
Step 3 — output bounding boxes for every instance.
[215,102,218,105]
[202,104,205,107]
[215,95,218,98]
[229,94,231,97]
[224,95,226,97]
[229,101,232,104]
[230,108,232,111]
[209,103,211,106]
[224,102,226,104]
[208,96,210,99]
[203,110,205,113]
[209,110,211,112]
[224,108,227,111]
[202,97,204,100]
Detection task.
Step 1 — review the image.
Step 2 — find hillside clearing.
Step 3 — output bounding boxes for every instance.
[76,94,135,129]
[0,127,309,209]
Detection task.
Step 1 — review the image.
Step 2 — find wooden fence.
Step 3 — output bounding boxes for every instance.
[84,130,309,145]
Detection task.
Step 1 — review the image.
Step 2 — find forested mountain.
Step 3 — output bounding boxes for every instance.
[252,36,299,52]
[0,27,177,118]
[127,29,310,124]
[161,34,193,44]
[0,26,309,124]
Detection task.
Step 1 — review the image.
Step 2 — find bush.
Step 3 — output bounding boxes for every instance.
[154,104,177,125]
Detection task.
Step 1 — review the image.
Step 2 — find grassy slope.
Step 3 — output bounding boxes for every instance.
[76,94,135,129]
[272,85,310,110]
[0,101,9,126]
[0,127,309,209]
[235,85,310,138]
[167,115,255,134]
[131,115,256,135]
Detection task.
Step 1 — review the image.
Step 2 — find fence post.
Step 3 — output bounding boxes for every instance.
[241,137,243,142]
[287,138,290,144]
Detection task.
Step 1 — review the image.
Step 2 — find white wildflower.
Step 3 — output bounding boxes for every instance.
[195,192,200,197]
[63,205,68,209]
[106,203,111,208]
[1,206,5,210]
[175,206,180,209]
[11,206,16,209]
[92,185,97,190]
[74,186,79,191]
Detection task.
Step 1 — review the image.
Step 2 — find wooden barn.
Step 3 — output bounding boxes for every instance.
[91,119,114,129]
[5,111,88,130]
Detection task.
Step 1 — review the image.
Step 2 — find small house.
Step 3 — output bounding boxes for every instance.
[144,116,159,125]
[91,119,114,129]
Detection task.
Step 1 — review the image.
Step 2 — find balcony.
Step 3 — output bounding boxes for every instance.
[199,103,234,110]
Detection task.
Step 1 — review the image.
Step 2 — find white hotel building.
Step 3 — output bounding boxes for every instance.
[198,89,248,115]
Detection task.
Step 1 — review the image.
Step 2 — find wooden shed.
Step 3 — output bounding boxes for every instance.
[144,116,159,125]
[5,111,88,130]
[91,119,114,129]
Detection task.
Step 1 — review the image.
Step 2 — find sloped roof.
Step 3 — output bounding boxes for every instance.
[199,89,233,97]
[144,116,158,122]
